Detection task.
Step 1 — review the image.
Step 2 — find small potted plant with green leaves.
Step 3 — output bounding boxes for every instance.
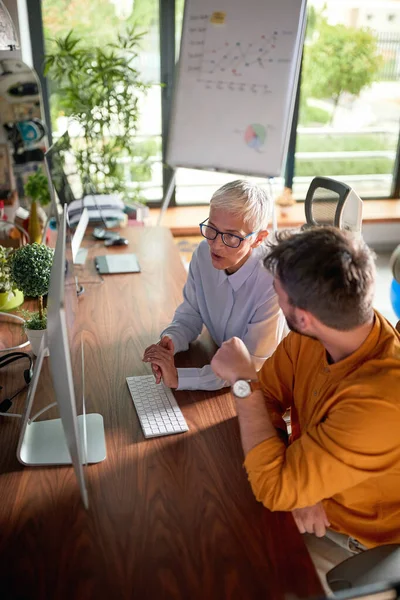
[10,242,54,355]
[24,167,51,244]
[0,244,24,311]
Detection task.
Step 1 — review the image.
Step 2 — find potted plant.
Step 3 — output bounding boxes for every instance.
[44,29,152,204]
[10,242,54,355]
[0,244,24,311]
[24,167,51,244]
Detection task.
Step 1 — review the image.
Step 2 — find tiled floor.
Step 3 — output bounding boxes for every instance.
[174,237,398,326]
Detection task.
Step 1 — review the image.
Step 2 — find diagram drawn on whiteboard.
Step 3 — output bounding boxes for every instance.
[244,124,266,152]
[202,34,278,77]
[186,13,293,90]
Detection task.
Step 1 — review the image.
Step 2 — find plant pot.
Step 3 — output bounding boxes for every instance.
[0,289,24,311]
[28,199,42,244]
[26,327,48,357]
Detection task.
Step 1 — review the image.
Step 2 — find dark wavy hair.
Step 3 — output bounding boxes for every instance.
[264,227,376,330]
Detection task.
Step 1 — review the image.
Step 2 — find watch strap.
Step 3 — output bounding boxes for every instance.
[249,379,262,393]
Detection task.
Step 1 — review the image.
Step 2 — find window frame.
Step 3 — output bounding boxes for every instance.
[35,0,400,206]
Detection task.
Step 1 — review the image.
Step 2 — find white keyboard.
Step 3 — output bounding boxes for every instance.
[126,375,189,438]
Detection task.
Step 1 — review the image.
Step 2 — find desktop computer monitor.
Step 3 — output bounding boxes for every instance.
[44,131,125,227]
[17,205,106,509]
[71,207,89,264]
[44,130,78,206]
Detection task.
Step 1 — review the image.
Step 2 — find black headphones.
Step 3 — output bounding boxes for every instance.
[0,352,33,414]
[0,352,33,384]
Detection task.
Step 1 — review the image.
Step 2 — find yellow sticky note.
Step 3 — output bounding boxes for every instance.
[210,12,226,25]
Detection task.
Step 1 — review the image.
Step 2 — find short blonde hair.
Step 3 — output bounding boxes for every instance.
[210,180,271,231]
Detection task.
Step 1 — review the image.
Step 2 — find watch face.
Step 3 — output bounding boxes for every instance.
[232,380,251,398]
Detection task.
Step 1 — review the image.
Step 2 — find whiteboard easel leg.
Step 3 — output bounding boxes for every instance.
[268,178,277,234]
[157,170,176,226]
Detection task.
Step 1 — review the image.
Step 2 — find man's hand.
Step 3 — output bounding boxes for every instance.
[143,337,178,388]
[292,502,330,538]
[143,337,174,383]
[211,337,257,385]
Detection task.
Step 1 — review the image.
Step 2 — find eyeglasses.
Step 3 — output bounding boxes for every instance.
[199,219,256,249]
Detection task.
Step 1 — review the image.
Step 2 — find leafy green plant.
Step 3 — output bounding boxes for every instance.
[24,167,51,207]
[302,22,382,124]
[10,243,54,330]
[44,28,152,201]
[0,245,13,294]
[19,309,47,331]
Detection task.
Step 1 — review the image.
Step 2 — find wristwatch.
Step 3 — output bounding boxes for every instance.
[231,379,262,399]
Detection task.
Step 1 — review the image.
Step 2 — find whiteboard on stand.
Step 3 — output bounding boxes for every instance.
[166,0,307,178]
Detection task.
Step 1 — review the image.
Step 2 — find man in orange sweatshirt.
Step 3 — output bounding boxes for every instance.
[211,227,400,591]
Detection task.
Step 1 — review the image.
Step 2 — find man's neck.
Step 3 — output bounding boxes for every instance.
[320,315,375,364]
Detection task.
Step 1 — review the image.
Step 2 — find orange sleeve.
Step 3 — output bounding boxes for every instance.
[244,384,400,511]
[258,333,296,433]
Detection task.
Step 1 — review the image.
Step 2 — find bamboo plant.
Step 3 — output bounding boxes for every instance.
[44,28,152,201]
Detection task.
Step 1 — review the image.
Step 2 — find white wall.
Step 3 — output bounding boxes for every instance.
[0,0,31,64]
[312,0,400,32]
[363,222,400,250]
[0,0,21,60]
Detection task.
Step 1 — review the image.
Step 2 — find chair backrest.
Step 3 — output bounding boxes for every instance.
[327,544,400,593]
[304,177,363,234]
[325,579,400,600]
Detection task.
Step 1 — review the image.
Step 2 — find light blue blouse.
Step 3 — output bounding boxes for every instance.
[161,240,287,390]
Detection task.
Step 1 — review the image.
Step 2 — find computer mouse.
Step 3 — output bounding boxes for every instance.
[104,237,129,247]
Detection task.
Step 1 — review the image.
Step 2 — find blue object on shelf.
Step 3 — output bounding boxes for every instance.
[390,278,400,318]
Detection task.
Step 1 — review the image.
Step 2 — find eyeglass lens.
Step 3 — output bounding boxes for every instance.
[200,224,241,248]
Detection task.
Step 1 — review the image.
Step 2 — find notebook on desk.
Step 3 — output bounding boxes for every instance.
[95,254,141,274]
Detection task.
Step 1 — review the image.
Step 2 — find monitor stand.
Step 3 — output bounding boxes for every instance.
[17,335,106,467]
[18,414,106,466]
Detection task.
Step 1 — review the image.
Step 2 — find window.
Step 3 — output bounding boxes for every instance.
[42,0,162,204]
[294,0,400,199]
[40,1,400,206]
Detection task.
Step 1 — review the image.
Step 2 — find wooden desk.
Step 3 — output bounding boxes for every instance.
[0,227,323,600]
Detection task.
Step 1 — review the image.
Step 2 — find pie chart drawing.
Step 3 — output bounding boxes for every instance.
[244,123,266,151]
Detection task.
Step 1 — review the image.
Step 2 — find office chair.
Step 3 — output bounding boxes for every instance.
[327,544,400,593]
[304,177,363,234]
[324,579,400,600]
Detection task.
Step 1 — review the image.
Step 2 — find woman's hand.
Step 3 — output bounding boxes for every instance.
[143,336,177,387]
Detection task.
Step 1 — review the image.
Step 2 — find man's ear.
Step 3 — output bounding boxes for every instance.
[252,229,269,248]
[296,308,313,331]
